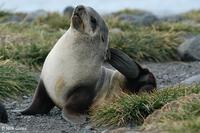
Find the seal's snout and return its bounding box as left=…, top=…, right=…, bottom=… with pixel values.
left=74, top=5, right=85, bottom=15
left=72, top=5, right=86, bottom=31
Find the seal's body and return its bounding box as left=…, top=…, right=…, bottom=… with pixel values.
left=21, top=5, right=156, bottom=124
left=41, top=28, right=103, bottom=108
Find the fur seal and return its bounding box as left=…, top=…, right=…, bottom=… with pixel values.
left=21, top=5, right=156, bottom=124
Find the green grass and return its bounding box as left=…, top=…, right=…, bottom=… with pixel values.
left=0, top=60, right=37, bottom=100
left=111, top=9, right=148, bottom=16
left=142, top=94, right=200, bottom=133
left=1, top=9, right=200, bottom=64
left=108, top=20, right=182, bottom=62
left=153, top=21, right=200, bottom=34
left=169, top=100, right=200, bottom=133
left=90, top=85, right=200, bottom=127
left=0, top=10, right=11, bottom=18
left=0, top=23, right=63, bottom=68
left=182, top=10, right=200, bottom=23
left=34, top=12, right=70, bottom=30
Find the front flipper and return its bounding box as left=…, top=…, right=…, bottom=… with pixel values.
left=108, top=48, right=140, bottom=79
left=62, top=85, right=95, bottom=124
left=108, top=48, right=156, bottom=93
left=21, top=79, right=55, bottom=115
left=0, top=103, right=8, bottom=123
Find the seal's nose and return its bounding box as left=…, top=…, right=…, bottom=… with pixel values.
left=74, top=5, right=85, bottom=14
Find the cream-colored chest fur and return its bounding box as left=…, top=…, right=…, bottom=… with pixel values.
left=41, top=28, right=102, bottom=108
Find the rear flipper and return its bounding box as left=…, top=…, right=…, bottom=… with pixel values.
left=108, top=48, right=157, bottom=93
left=21, top=79, right=55, bottom=115
left=62, top=85, right=95, bottom=124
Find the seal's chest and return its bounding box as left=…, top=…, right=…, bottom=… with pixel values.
left=41, top=41, right=101, bottom=108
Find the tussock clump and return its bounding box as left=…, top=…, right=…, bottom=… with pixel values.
left=143, top=94, right=200, bottom=133
left=90, top=85, right=200, bottom=127
left=108, top=21, right=181, bottom=62
left=0, top=23, right=63, bottom=67
left=34, top=12, right=70, bottom=30
left=153, top=22, right=200, bottom=34
left=182, top=10, right=200, bottom=23
left=0, top=60, right=37, bottom=100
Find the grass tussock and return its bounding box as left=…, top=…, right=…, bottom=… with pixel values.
left=34, top=12, right=70, bottom=30
left=0, top=10, right=11, bottom=18
left=90, top=85, right=200, bottom=127
left=0, top=23, right=63, bottom=67
left=182, top=10, right=200, bottom=23
left=1, top=10, right=200, bottom=64
left=108, top=20, right=182, bottom=61
left=112, top=9, right=148, bottom=16
left=153, top=22, right=200, bottom=35
left=143, top=94, right=200, bottom=133
left=0, top=60, right=37, bottom=100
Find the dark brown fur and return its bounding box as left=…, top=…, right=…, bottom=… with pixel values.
left=108, top=48, right=157, bottom=93
left=21, top=79, right=55, bottom=115
left=0, top=103, right=8, bottom=123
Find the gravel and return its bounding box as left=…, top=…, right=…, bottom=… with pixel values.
left=1, top=61, right=200, bottom=133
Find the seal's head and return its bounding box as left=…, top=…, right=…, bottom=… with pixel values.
left=71, top=5, right=110, bottom=60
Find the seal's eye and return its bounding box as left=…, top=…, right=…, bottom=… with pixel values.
left=90, top=16, right=97, bottom=31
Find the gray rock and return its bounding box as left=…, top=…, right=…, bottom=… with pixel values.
left=24, top=9, right=48, bottom=22
left=1, top=15, right=25, bottom=23
left=63, top=6, right=74, bottom=19
left=118, top=12, right=158, bottom=26
left=103, top=127, right=140, bottom=133
left=181, top=74, right=200, bottom=85
left=178, top=36, right=200, bottom=61
left=160, top=15, right=184, bottom=22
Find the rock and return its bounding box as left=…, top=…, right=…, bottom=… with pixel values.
left=181, top=74, right=200, bottom=85
left=1, top=15, right=24, bottom=23
left=117, top=12, right=158, bottom=26
left=160, top=15, right=184, bottom=22
left=0, top=12, right=27, bottom=23
left=177, top=36, right=200, bottom=61
left=24, top=9, right=48, bottom=22
left=63, top=6, right=74, bottom=19
left=102, top=127, right=139, bottom=133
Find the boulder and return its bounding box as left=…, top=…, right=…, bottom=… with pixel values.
left=181, top=74, right=200, bottom=85
left=24, top=9, right=48, bottom=22
left=160, top=15, right=184, bottom=22
left=177, top=36, right=200, bottom=61
left=117, top=12, right=158, bottom=26
left=63, top=6, right=74, bottom=19
left=102, top=127, right=139, bottom=133
left=1, top=15, right=24, bottom=23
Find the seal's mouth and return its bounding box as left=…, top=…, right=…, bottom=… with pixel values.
left=72, top=5, right=85, bottom=31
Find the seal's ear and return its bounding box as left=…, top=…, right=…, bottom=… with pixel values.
left=100, top=30, right=108, bottom=43
left=101, top=34, right=105, bottom=42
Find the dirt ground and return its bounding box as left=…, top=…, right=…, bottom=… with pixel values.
left=2, top=61, right=200, bottom=133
